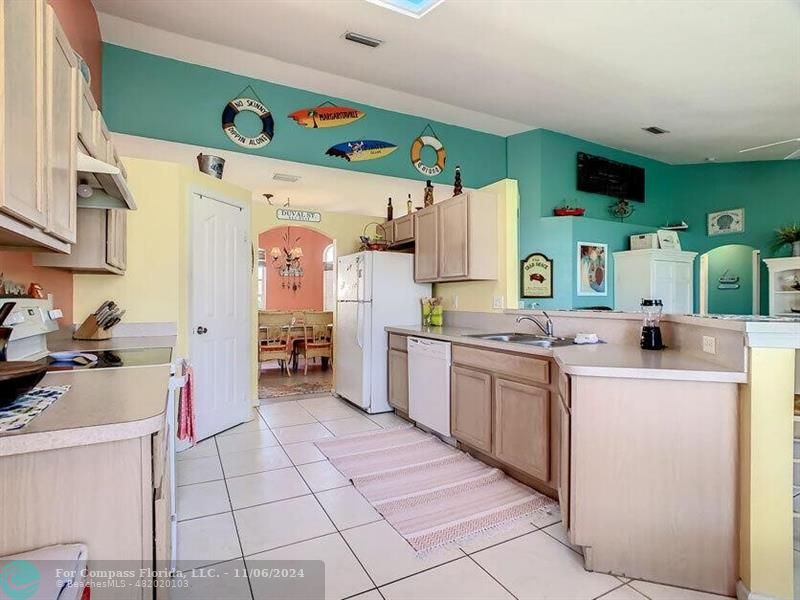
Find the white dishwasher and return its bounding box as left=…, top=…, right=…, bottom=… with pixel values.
left=407, top=337, right=452, bottom=436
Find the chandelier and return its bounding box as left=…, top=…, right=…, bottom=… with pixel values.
left=270, top=228, right=304, bottom=291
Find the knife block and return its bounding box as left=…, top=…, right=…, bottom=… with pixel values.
left=73, top=314, right=114, bottom=340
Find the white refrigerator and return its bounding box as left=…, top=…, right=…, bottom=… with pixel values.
left=335, top=251, right=431, bottom=413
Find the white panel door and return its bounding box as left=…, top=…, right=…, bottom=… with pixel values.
left=334, top=301, right=370, bottom=409
left=190, top=193, right=251, bottom=441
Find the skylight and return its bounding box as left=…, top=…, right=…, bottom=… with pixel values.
left=366, top=0, right=444, bottom=19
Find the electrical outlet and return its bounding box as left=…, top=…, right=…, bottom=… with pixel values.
left=451, top=295, right=459, bottom=310
left=493, top=296, right=505, bottom=310
left=702, top=335, right=717, bottom=355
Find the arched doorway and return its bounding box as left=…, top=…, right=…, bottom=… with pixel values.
left=699, top=244, right=761, bottom=315
left=257, top=225, right=336, bottom=400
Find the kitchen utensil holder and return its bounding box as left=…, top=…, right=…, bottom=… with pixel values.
left=73, top=314, right=114, bottom=340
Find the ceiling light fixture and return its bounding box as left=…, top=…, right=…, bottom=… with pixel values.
left=343, top=31, right=383, bottom=48
left=272, top=173, right=301, bottom=182
left=366, top=0, right=445, bottom=18
left=642, top=126, right=670, bottom=135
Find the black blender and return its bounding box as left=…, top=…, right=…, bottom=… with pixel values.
left=640, top=298, right=665, bottom=350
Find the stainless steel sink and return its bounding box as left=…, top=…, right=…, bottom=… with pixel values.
left=466, top=333, right=575, bottom=347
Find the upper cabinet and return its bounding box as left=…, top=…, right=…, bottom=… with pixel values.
left=0, top=0, right=134, bottom=254
left=414, top=192, right=498, bottom=283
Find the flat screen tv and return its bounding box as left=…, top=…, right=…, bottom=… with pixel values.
left=576, top=152, right=645, bottom=202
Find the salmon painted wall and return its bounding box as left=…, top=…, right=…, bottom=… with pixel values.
left=258, top=227, right=332, bottom=311
left=0, top=253, right=74, bottom=323
left=50, top=0, right=102, bottom=104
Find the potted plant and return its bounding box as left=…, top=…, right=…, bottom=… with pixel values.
left=772, top=224, right=800, bottom=257
left=553, top=200, right=585, bottom=217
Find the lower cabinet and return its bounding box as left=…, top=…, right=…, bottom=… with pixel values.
left=493, top=377, right=550, bottom=481
left=451, top=366, right=492, bottom=453
left=558, top=392, right=571, bottom=530
left=388, top=348, right=409, bottom=413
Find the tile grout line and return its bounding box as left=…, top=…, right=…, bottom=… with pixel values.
left=540, top=524, right=585, bottom=557
left=461, top=548, right=520, bottom=600
left=212, top=435, right=256, bottom=600
left=591, top=580, right=632, bottom=600
left=292, top=458, right=382, bottom=598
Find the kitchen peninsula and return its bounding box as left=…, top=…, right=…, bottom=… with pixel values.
left=0, top=337, right=176, bottom=600
left=387, top=310, right=799, bottom=598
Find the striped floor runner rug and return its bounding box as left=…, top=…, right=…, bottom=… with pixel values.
left=315, top=425, right=557, bottom=552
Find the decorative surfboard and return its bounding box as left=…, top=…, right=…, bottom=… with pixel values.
left=325, top=140, right=397, bottom=162
left=288, top=102, right=365, bottom=128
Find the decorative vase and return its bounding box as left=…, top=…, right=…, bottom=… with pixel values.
left=793, top=241, right=800, bottom=257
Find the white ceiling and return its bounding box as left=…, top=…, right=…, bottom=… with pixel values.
left=113, top=134, right=461, bottom=217
left=94, top=0, right=800, bottom=164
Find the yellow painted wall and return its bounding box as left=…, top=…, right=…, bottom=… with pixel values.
left=434, top=179, right=519, bottom=312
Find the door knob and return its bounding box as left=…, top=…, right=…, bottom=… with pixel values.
left=196, top=326, right=208, bottom=335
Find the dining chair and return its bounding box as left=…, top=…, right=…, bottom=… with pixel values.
left=295, top=311, right=334, bottom=375
left=258, top=312, right=294, bottom=375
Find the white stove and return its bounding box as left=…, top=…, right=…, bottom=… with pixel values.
left=1, top=296, right=63, bottom=360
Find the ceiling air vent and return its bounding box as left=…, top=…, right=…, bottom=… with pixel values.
left=343, top=31, right=383, bottom=48
left=642, top=126, right=670, bottom=135
left=272, top=173, right=301, bottom=183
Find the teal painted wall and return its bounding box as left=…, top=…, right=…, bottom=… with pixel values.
left=101, top=44, right=507, bottom=189
left=705, top=244, right=756, bottom=315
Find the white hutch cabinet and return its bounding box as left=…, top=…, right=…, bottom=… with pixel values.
left=613, top=249, right=698, bottom=314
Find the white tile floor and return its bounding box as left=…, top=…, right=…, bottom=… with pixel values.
left=176, top=394, right=736, bottom=600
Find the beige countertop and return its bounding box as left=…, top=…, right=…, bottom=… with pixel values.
left=0, top=334, right=176, bottom=457
left=386, top=325, right=747, bottom=383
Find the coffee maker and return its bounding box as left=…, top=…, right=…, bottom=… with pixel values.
left=640, top=298, right=665, bottom=351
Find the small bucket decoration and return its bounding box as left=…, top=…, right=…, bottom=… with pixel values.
left=197, top=153, right=225, bottom=179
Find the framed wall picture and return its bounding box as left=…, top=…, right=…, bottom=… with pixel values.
left=521, top=253, right=553, bottom=298
left=577, top=242, right=608, bottom=296
left=656, top=229, right=681, bottom=250
left=708, top=209, right=745, bottom=236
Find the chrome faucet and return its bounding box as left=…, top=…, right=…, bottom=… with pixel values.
left=516, top=313, right=554, bottom=338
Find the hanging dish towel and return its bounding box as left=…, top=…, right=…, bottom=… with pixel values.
left=0, top=385, right=71, bottom=432
left=177, top=364, right=195, bottom=443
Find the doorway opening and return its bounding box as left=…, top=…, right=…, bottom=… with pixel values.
left=699, top=244, right=761, bottom=315
left=257, top=225, right=336, bottom=401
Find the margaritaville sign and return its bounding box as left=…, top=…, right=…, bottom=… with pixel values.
left=276, top=208, right=322, bottom=223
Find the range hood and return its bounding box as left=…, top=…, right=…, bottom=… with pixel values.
left=76, top=151, right=137, bottom=210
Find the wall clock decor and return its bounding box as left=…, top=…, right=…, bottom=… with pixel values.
left=325, top=140, right=397, bottom=162
left=521, top=253, right=554, bottom=298
left=288, top=101, right=365, bottom=128
left=708, top=209, right=745, bottom=236
left=221, top=85, right=274, bottom=148
left=577, top=242, right=608, bottom=296
left=411, top=124, right=447, bottom=176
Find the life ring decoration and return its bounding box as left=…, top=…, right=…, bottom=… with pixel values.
left=222, top=89, right=275, bottom=149
left=411, top=124, right=446, bottom=176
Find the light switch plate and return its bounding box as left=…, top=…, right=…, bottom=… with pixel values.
left=702, top=335, right=717, bottom=355
left=492, top=296, right=505, bottom=309
left=451, top=295, right=459, bottom=309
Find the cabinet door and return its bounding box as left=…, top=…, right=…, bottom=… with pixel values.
left=414, top=205, right=438, bottom=281
left=388, top=349, right=409, bottom=412
left=451, top=366, right=492, bottom=453
left=76, top=78, right=98, bottom=157
left=393, top=214, right=415, bottom=243
left=493, top=377, right=550, bottom=480
left=106, top=209, right=127, bottom=271
left=437, top=194, right=468, bottom=279
left=43, top=6, right=77, bottom=243
left=558, top=394, right=570, bottom=530
left=0, top=0, right=46, bottom=227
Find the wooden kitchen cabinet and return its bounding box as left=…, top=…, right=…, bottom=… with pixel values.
left=493, top=377, right=550, bottom=481
left=43, top=6, right=78, bottom=244
left=388, top=347, right=409, bottom=413
left=35, top=208, right=127, bottom=274
left=77, top=77, right=100, bottom=157
left=414, top=192, right=498, bottom=283
left=392, top=213, right=415, bottom=244
left=414, top=205, right=438, bottom=281
left=451, top=366, right=492, bottom=453
left=558, top=391, right=571, bottom=530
